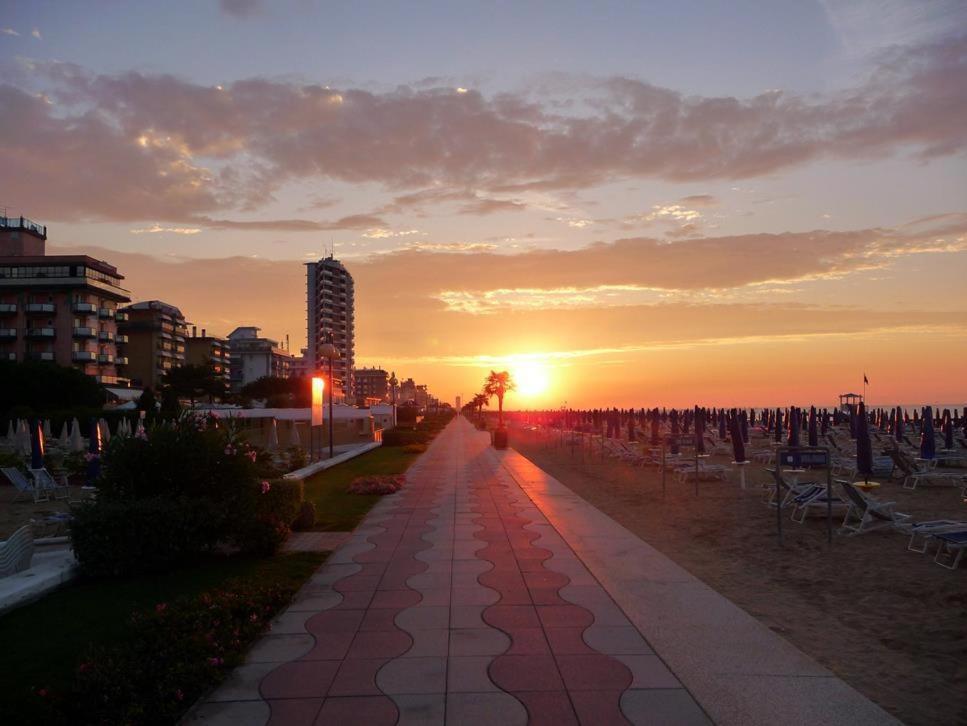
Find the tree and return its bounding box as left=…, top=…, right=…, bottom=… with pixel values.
left=239, top=376, right=310, bottom=407
left=0, top=360, right=104, bottom=416
left=164, top=364, right=224, bottom=408
left=472, top=393, right=488, bottom=420
left=483, top=370, right=515, bottom=429
left=137, top=387, right=157, bottom=415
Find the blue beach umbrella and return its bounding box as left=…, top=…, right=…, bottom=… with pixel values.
left=920, top=407, right=936, bottom=460
left=856, top=403, right=873, bottom=480
left=29, top=418, right=45, bottom=470
left=808, top=406, right=818, bottom=447
left=729, top=414, right=746, bottom=463
left=774, top=408, right=783, bottom=443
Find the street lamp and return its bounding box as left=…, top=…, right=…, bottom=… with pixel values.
left=388, top=371, right=398, bottom=427
left=319, top=332, right=340, bottom=458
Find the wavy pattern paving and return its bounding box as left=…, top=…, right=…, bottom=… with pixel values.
left=190, top=418, right=683, bottom=725
left=469, top=451, right=636, bottom=725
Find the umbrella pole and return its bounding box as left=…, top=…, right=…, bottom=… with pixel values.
left=661, top=440, right=666, bottom=499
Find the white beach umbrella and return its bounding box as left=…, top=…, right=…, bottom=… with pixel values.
left=5, top=420, right=14, bottom=443
left=135, top=418, right=146, bottom=438
left=42, top=419, right=53, bottom=440
left=19, top=420, right=32, bottom=455
left=99, top=418, right=111, bottom=443
left=58, top=420, right=70, bottom=446
left=289, top=421, right=301, bottom=448
left=71, top=418, right=84, bottom=452
left=266, top=418, right=279, bottom=450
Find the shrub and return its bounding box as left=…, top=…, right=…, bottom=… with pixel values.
left=63, top=581, right=294, bottom=726
left=292, top=501, right=317, bottom=531
left=381, top=427, right=429, bottom=447
left=70, top=498, right=223, bottom=578
left=232, top=478, right=303, bottom=556
left=348, top=474, right=405, bottom=495
left=402, top=443, right=427, bottom=454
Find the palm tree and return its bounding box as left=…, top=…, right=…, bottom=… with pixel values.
left=470, top=393, right=488, bottom=421
left=483, top=370, right=515, bottom=429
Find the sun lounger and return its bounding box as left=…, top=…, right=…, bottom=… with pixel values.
left=0, top=525, right=34, bottom=578
left=29, top=467, right=71, bottom=501
left=836, top=479, right=911, bottom=535
left=895, top=519, right=967, bottom=553
left=2, top=467, right=49, bottom=503
left=932, top=531, right=967, bottom=570
left=889, top=450, right=967, bottom=490
left=765, top=468, right=823, bottom=508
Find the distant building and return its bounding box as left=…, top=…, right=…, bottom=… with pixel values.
left=185, top=326, right=231, bottom=389
left=117, top=300, right=189, bottom=389
left=400, top=377, right=417, bottom=403
left=354, top=367, right=388, bottom=405
left=290, top=347, right=313, bottom=380
left=0, top=215, right=130, bottom=384
left=305, top=255, right=355, bottom=399
left=227, top=326, right=295, bottom=391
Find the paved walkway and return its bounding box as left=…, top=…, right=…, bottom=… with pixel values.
left=187, top=418, right=897, bottom=725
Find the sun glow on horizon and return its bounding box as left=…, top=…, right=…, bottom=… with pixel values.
left=511, top=360, right=551, bottom=399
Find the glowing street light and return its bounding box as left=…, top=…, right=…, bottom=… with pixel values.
left=310, top=376, right=324, bottom=460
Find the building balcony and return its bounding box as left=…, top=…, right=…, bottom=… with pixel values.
left=72, top=301, right=97, bottom=313
left=73, top=326, right=97, bottom=338
left=116, top=311, right=130, bottom=322
left=115, top=356, right=129, bottom=365
left=72, top=351, right=96, bottom=362
left=0, top=328, right=16, bottom=339
left=26, top=351, right=54, bottom=362
left=24, top=327, right=55, bottom=339
left=98, top=308, right=115, bottom=319
left=116, top=334, right=129, bottom=343
left=0, top=303, right=16, bottom=314
left=25, top=303, right=56, bottom=314
left=98, top=330, right=116, bottom=342
left=97, top=353, right=115, bottom=364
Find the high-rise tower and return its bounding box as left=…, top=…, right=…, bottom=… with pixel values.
left=305, top=255, right=355, bottom=399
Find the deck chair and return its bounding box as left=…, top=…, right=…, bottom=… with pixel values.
left=836, top=480, right=911, bottom=535
left=890, top=450, right=966, bottom=490
left=766, top=468, right=823, bottom=508
left=932, top=531, right=967, bottom=570
left=2, top=467, right=48, bottom=503
left=29, top=467, right=71, bottom=501
left=895, top=520, right=967, bottom=553
left=0, top=524, right=34, bottom=578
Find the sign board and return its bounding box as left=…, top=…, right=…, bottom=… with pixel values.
left=778, top=449, right=829, bottom=467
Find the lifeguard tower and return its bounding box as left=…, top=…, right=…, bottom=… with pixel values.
left=838, top=392, right=863, bottom=413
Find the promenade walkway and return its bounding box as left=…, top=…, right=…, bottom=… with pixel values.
left=187, top=418, right=897, bottom=725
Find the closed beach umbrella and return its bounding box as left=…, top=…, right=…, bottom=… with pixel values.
left=943, top=414, right=954, bottom=450
left=42, top=419, right=52, bottom=440
left=856, top=403, right=873, bottom=481
left=650, top=410, right=660, bottom=446
left=895, top=409, right=904, bottom=442
left=99, top=418, right=111, bottom=444
left=729, top=414, right=746, bottom=463
left=19, top=419, right=32, bottom=455
left=774, top=409, right=783, bottom=443
left=71, top=417, right=84, bottom=451
left=86, top=418, right=102, bottom=486
left=29, top=419, right=45, bottom=471
left=669, top=409, right=680, bottom=455
left=821, top=409, right=829, bottom=435
left=694, top=407, right=705, bottom=454
left=289, top=420, right=301, bottom=447
left=4, top=419, right=14, bottom=444
left=266, top=417, right=279, bottom=450
left=788, top=406, right=800, bottom=447
left=741, top=412, right=750, bottom=443
left=920, top=406, right=936, bottom=460
left=718, top=410, right=727, bottom=439
left=808, top=406, right=818, bottom=447
left=59, top=420, right=70, bottom=447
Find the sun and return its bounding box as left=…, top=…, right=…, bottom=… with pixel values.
left=511, top=360, right=550, bottom=398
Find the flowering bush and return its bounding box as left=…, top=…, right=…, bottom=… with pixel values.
left=70, top=415, right=304, bottom=576
left=61, top=581, right=293, bottom=725
left=348, top=474, right=406, bottom=495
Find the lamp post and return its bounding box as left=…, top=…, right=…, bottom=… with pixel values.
left=388, top=371, right=398, bottom=428
left=319, top=332, right=340, bottom=459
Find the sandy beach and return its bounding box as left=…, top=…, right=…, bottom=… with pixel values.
left=511, top=425, right=967, bottom=726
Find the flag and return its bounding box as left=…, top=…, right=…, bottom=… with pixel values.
left=863, top=373, right=869, bottom=384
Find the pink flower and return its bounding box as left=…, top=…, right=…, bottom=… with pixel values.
left=83, top=452, right=96, bottom=462
left=37, top=688, right=48, bottom=698
left=247, top=450, right=257, bottom=463
left=261, top=480, right=271, bottom=494
left=207, top=657, right=223, bottom=667
left=135, top=430, right=148, bottom=441
left=155, top=603, right=168, bottom=614
left=224, top=445, right=235, bottom=456
left=249, top=613, right=258, bottom=622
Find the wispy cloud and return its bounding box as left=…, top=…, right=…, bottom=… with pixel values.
left=30, top=27, right=41, bottom=39
left=129, top=224, right=201, bottom=235
left=1, top=27, right=19, bottom=36
left=362, top=228, right=423, bottom=239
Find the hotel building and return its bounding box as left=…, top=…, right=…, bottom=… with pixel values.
left=305, top=255, right=355, bottom=399
left=185, top=327, right=231, bottom=389
left=227, top=326, right=295, bottom=391
left=0, top=215, right=130, bottom=384
left=353, top=367, right=389, bottom=405
left=117, top=300, right=189, bottom=389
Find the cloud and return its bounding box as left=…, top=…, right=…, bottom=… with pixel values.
left=219, top=0, right=262, bottom=18
left=362, top=228, right=423, bottom=239
left=678, top=194, right=717, bottom=207
left=6, top=34, right=965, bottom=223
left=1, top=28, right=19, bottom=36
left=129, top=224, right=201, bottom=235
left=30, top=28, right=40, bottom=39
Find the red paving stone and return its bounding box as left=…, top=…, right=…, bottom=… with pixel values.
left=314, top=695, right=398, bottom=725
left=260, top=661, right=339, bottom=699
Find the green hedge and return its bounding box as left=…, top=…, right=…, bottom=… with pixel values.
left=381, top=427, right=431, bottom=447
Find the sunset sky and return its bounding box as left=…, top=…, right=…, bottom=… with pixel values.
left=2, top=1, right=965, bottom=408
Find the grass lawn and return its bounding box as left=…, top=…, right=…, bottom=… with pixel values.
left=303, top=445, right=423, bottom=531
left=0, top=551, right=326, bottom=722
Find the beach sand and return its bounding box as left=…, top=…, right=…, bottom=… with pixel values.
left=511, top=426, right=967, bottom=726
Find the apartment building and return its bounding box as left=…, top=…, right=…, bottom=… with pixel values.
left=117, top=300, right=189, bottom=389
left=305, top=255, right=355, bottom=399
